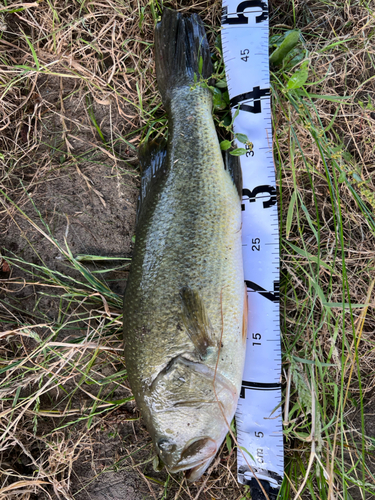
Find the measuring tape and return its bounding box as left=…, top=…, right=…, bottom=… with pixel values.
left=221, top=1, right=284, bottom=496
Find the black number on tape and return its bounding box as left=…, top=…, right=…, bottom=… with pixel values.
left=222, top=1, right=269, bottom=25
left=241, top=49, right=250, bottom=62
left=246, top=280, right=280, bottom=302
left=252, top=237, right=260, bottom=251
left=246, top=144, right=254, bottom=157
left=257, top=448, right=264, bottom=463
left=240, top=380, right=281, bottom=398
left=242, top=185, right=276, bottom=210
left=230, top=86, right=271, bottom=114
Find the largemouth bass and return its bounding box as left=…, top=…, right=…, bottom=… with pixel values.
left=123, top=9, right=246, bottom=482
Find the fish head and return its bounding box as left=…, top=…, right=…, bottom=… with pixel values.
left=142, top=355, right=239, bottom=481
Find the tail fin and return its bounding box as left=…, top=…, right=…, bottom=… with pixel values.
left=154, top=9, right=213, bottom=108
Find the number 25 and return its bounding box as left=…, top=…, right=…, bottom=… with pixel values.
left=252, top=238, right=260, bottom=251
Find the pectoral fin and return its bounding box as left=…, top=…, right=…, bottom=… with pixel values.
left=180, top=287, right=215, bottom=359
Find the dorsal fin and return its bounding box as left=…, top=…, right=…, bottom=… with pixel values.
left=137, top=140, right=168, bottom=224
left=223, top=150, right=243, bottom=199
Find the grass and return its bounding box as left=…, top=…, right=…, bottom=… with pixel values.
left=1, top=0, right=375, bottom=499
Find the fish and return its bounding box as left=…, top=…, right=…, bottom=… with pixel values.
left=123, top=8, right=247, bottom=482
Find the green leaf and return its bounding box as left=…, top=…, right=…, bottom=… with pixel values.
left=212, top=88, right=226, bottom=111
left=198, top=56, right=203, bottom=75
left=230, top=148, right=246, bottom=156
left=216, top=79, right=227, bottom=89
left=270, top=30, right=300, bottom=66
left=232, top=106, right=240, bottom=123
left=353, top=172, right=363, bottom=183
left=287, top=242, right=335, bottom=273
left=323, top=302, right=369, bottom=309
left=223, top=115, right=231, bottom=127
left=239, top=446, right=256, bottom=462
left=338, top=170, right=347, bottom=183
left=220, top=140, right=232, bottom=151
left=297, top=92, right=351, bottom=102
left=153, top=454, right=164, bottom=472
left=225, top=433, right=232, bottom=453
left=23, top=32, right=40, bottom=71
left=234, top=133, right=249, bottom=144
left=286, top=191, right=296, bottom=239
left=292, top=355, right=335, bottom=367
left=287, top=61, right=309, bottom=89
left=138, top=6, right=145, bottom=29
left=75, top=255, right=131, bottom=262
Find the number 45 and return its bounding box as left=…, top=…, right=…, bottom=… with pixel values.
left=241, top=49, right=249, bottom=62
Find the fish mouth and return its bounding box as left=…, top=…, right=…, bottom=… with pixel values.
left=185, top=457, right=215, bottom=482
left=168, top=455, right=216, bottom=483
left=167, top=437, right=217, bottom=478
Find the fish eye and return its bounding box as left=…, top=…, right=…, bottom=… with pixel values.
left=157, top=438, right=177, bottom=455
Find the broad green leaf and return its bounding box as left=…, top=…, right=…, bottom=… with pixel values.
left=270, top=30, right=300, bottom=66
left=287, top=61, right=309, bottom=89
left=212, top=87, right=226, bottom=111
left=338, top=170, right=347, bottom=183
left=230, top=148, right=246, bottom=156
left=231, top=106, right=240, bottom=123
left=220, top=140, right=232, bottom=151
left=234, top=133, right=249, bottom=144
left=216, top=79, right=227, bottom=89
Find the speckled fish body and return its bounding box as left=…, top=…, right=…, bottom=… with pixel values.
left=123, top=9, right=246, bottom=481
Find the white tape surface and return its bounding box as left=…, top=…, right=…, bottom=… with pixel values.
left=221, top=0, right=284, bottom=487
